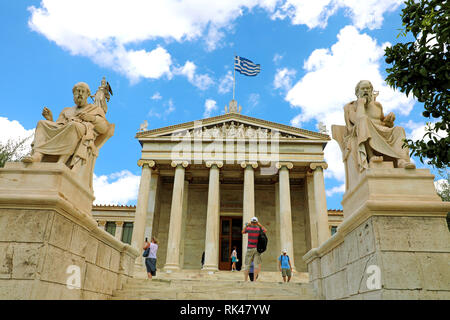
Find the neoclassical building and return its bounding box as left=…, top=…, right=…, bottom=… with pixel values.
left=93, top=205, right=344, bottom=268
left=104, top=100, right=336, bottom=272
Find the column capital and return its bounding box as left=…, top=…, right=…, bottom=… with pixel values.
left=116, top=221, right=124, bottom=227
left=137, top=159, right=156, bottom=168
left=240, top=161, right=258, bottom=169
left=171, top=160, right=189, bottom=168
left=276, top=162, right=294, bottom=170
left=309, top=162, right=328, bottom=171
left=98, top=220, right=106, bottom=227
left=205, top=160, right=223, bottom=168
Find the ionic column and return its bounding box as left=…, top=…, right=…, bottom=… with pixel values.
left=310, top=163, right=330, bottom=245
left=241, top=161, right=258, bottom=269
left=276, top=162, right=296, bottom=271
left=202, top=161, right=223, bottom=272
left=164, top=161, right=189, bottom=272
left=115, top=221, right=124, bottom=240
left=131, top=160, right=156, bottom=265
left=144, top=169, right=160, bottom=241
left=305, top=171, right=319, bottom=249
left=98, top=220, right=106, bottom=230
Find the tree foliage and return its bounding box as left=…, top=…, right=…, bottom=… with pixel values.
left=384, top=0, right=449, bottom=168
left=0, top=137, right=31, bottom=168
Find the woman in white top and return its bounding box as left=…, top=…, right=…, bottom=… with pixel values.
left=144, top=237, right=159, bottom=279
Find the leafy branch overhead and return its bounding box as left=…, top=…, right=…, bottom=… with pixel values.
left=384, top=0, right=449, bottom=168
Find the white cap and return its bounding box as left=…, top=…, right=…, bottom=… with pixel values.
left=251, top=217, right=258, bottom=222
left=282, top=249, right=287, bottom=253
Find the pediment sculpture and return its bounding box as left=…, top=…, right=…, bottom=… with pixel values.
left=332, top=80, right=415, bottom=190
left=22, top=78, right=115, bottom=191
left=169, top=121, right=297, bottom=140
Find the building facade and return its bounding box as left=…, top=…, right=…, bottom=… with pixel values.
left=93, top=101, right=345, bottom=273
left=93, top=205, right=344, bottom=270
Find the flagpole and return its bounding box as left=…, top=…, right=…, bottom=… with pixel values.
left=233, top=53, right=236, bottom=101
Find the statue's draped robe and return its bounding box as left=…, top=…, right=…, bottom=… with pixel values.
left=344, top=101, right=410, bottom=171
left=33, top=104, right=108, bottom=167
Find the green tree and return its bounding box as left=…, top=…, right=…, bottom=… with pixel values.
left=0, top=137, right=32, bottom=168
left=384, top=0, right=449, bottom=169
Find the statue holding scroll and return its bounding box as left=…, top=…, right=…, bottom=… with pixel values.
left=23, top=79, right=115, bottom=190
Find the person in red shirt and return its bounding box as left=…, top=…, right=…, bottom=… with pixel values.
left=242, top=217, right=267, bottom=281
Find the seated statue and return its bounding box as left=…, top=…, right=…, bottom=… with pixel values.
left=23, top=80, right=114, bottom=190
left=332, top=80, right=415, bottom=190
left=334, top=80, right=415, bottom=174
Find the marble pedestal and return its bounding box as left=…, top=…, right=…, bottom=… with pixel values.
left=0, top=162, right=138, bottom=299
left=303, top=168, right=450, bottom=300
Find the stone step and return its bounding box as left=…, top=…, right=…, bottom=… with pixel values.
left=111, top=291, right=317, bottom=300
left=133, top=269, right=309, bottom=283
left=124, top=278, right=306, bottom=288
left=111, top=270, right=318, bottom=300
left=114, top=286, right=310, bottom=296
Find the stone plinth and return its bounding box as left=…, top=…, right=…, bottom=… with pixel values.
left=303, top=168, right=450, bottom=300
left=0, top=162, right=139, bottom=299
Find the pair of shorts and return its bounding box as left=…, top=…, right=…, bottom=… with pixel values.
left=245, top=248, right=261, bottom=270
left=281, top=268, right=292, bottom=277
left=231, top=256, right=237, bottom=263
left=145, top=258, right=157, bottom=276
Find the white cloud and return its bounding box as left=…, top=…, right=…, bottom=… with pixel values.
left=326, top=183, right=345, bottom=197
left=404, top=120, right=448, bottom=143
left=218, top=71, right=234, bottom=94
left=148, top=99, right=176, bottom=119
left=434, top=178, right=448, bottom=195
left=27, top=0, right=279, bottom=83
left=173, top=61, right=214, bottom=90
left=273, top=53, right=284, bottom=64
left=0, top=117, right=34, bottom=158
left=273, top=67, right=296, bottom=92
left=204, top=99, right=218, bottom=118
left=93, top=170, right=140, bottom=205
left=248, top=93, right=260, bottom=108
left=272, top=0, right=403, bottom=30
left=285, top=25, right=414, bottom=182
left=28, top=0, right=403, bottom=84
left=151, top=92, right=162, bottom=100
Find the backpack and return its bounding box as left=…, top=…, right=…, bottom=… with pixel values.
left=257, top=227, right=268, bottom=253
left=279, top=255, right=290, bottom=266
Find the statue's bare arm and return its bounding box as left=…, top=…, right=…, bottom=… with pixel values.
left=42, top=107, right=53, bottom=122
left=344, top=102, right=355, bottom=134
left=378, top=102, right=395, bottom=128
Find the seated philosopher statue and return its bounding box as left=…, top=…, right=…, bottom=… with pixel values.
left=333, top=80, right=415, bottom=184
left=23, top=80, right=114, bottom=190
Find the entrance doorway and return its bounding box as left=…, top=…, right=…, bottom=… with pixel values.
left=219, top=216, right=242, bottom=271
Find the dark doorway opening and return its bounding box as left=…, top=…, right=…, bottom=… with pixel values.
left=219, top=216, right=242, bottom=271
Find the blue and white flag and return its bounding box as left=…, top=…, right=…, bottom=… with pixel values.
left=234, top=56, right=260, bottom=76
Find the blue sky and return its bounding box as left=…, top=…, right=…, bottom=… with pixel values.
left=0, top=0, right=443, bottom=209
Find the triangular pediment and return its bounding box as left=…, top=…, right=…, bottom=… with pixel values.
left=136, top=113, right=329, bottom=141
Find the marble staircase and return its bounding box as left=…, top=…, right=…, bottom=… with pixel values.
left=111, top=270, right=318, bottom=300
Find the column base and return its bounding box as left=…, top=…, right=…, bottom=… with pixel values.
left=163, top=264, right=181, bottom=273
left=201, top=265, right=219, bottom=273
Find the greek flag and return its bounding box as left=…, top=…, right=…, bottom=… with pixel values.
left=234, top=56, right=260, bottom=76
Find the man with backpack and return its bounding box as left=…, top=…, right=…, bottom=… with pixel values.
left=278, top=249, right=292, bottom=282
left=242, top=216, right=267, bottom=282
